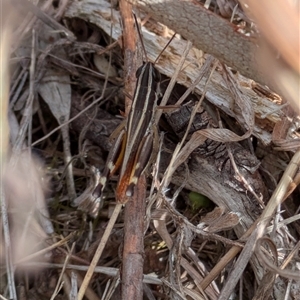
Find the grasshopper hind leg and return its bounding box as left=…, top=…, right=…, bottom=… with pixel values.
left=92, top=129, right=126, bottom=200
left=125, top=133, right=153, bottom=197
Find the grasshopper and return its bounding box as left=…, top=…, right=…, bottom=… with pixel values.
left=76, top=17, right=177, bottom=300
left=89, top=17, right=174, bottom=215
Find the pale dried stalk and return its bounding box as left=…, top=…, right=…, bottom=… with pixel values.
left=12, top=30, right=36, bottom=154
left=1, top=4, right=19, bottom=298
left=50, top=243, right=75, bottom=300
left=77, top=204, right=123, bottom=300
left=155, top=40, right=193, bottom=123
left=24, top=262, right=162, bottom=285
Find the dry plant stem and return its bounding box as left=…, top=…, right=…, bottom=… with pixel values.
left=1, top=26, right=35, bottom=300
left=61, top=126, right=76, bottom=200
left=161, top=279, right=186, bottom=299
left=174, top=55, right=216, bottom=107
left=145, top=132, right=165, bottom=232
left=12, top=30, right=36, bottom=154
left=266, top=214, right=300, bottom=234
left=0, top=190, right=17, bottom=300
left=77, top=204, right=122, bottom=300
left=155, top=40, right=193, bottom=123
left=63, top=272, right=76, bottom=300
left=143, top=283, right=156, bottom=300
left=122, top=176, right=147, bottom=300
left=199, top=244, right=242, bottom=291
left=27, top=262, right=162, bottom=284
left=218, top=150, right=300, bottom=300
left=54, top=0, right=70, bottom=20
left=128, top=0, right=266, bottom=86
left=280, top=240, right=300, bottom=270
left=119, top=2, right=146, bottom=299
left=0, top=6, right=14, bottom=298
left=221, top=64, right=254, bottom=130
left=68, top=270, right=100, bottom=300
left=50, top=243, right=75, bottom=300
left=120, top=0, right=138, bottom=116
left=9, top=67, right=28, bottom=109
left=285, top=281, right=293, bottom=300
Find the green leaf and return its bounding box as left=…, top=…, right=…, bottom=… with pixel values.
left=189, top=191, right=212, bottom=211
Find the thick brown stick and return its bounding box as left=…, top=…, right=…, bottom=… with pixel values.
left=120, top=1, right=145, bottom=299
left=120, top=0, right=137, bottom=116
left=121, top=176, right=146, bottom=300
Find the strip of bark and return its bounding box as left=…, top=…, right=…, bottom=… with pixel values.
left=128, top=0, right=266, bottom=86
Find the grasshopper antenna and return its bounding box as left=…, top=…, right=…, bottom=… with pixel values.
left=133, top=13, right=149, bottom=62
left=133, top=13, right=176, bottom=65
left=154, top=32, right=176, bottom=65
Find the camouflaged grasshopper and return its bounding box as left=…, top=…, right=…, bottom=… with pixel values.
left=90, top=16, right=174, bottom=215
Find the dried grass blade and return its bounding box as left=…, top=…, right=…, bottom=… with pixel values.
left=222, top=64, right=255, bottom=131
left=77, top=204, right=123, bottom=300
